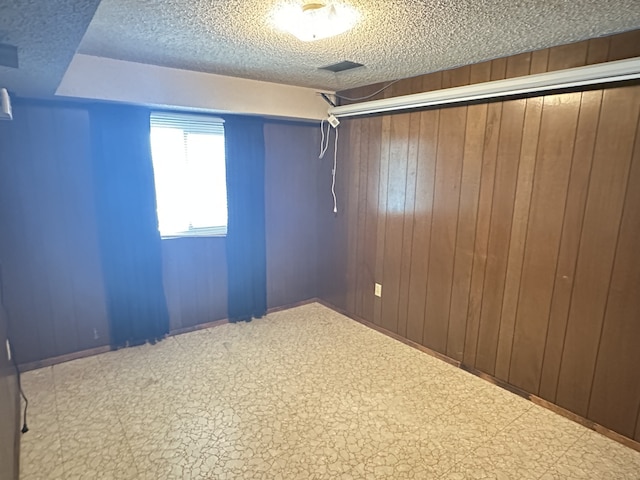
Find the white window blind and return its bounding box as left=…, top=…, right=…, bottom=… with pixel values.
left=150, top=112, right=225, bottom=135
left=150, top=112, right=227, bottom=237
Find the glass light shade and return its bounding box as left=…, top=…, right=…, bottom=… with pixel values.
left=273, top=2, right=359, bottom=42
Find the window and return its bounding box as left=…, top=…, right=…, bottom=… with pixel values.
left=150, top=112, right=227, bottom=237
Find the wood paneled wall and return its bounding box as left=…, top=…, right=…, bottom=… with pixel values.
left=320, top=30, right=640, bottom=441
left=0, top=103, right=321, bottom=363
left=161, top=238, right=228, bottom=331
left=0, top=104, right=111, bottom=364
left=265, top=122, right=321, bottom=309
left=0, top=295, right=19, bottom=480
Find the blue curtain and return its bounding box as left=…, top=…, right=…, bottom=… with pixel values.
left=90, top=105, right=170, bottom=347
left=224, top=116, right=267, bottom=322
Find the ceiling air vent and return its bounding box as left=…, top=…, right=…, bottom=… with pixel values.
left=0, top=44, right=19, bottom=69
left=319, top=60, right=364, bottom=73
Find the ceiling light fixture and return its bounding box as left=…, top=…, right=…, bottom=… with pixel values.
left=273, top=2, right=359, bottom=42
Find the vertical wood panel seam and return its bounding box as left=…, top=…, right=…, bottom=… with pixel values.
left=536, top=93, right=584, bottom=385
left=361, top=120, right=371, bottom=315
left=52, top=112, right=82, bottom=352
left=28, top=110, right=55, bottom=358
left=373, top=118, right=384, bottom=323
left=505, top=51, right=549, bottom=381
left=378, top=119, right=392, bottom=324
left=392, top=115, right=410, bottom=333
left=588, top=35, right=611, bottom=64
left=489, top=102, right=526, bottom=375
left=551, top=92, right=605, bottom=403
left=354, top=122, right=365, bottom=315
left=361, top=120, right=370, bottom=314
left=398, top=113, right=422, bottom=335
left=506, top=97, right=546, bottom=382
left=351, top=122, right=361, bottom=313
left=374, top=118, right=383, bottom=279
left=585, top=110, right=640, bottom=417
left=444, top=106, right=469, bottom=348
left=494, top=100, right=538, bottom=379
left=471, top=101, right=504, bottom=366
left=458, top=106, right=488, bottom=361
left=349, top=122, right=360, bottom=313
left=536, top=91, right=586, bottom=394
left=463, top=101, right=501, bottom=366
left=420, top=111, right=442, bottom=345
left=492, top=52, right=535, bottom=376
left=386, top=116, right=410, bottom=333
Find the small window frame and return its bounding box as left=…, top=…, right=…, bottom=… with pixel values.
left=150, top=112, right=227, bottom=239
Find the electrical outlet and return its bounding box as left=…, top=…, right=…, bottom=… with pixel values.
left=6, top=339, right=11, bottom=361
left=93, top=328, right=99, bottom=340
left=374, top=283, right=382, bottom=297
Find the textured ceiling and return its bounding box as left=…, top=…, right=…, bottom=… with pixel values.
left=79, top=0, right=640, bottom=91
left=0, top=0, right=101, bottom=96
left=1, top=1, right=640, bottom=98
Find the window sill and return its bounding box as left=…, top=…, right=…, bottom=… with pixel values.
left=160, top=226, right=227, bottom=239
left=161, top=233, right=227, bottom=240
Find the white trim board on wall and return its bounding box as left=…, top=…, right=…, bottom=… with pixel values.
left=57, top=54, right=332, bottom=121
left=330, top=57, right=640, bottom=118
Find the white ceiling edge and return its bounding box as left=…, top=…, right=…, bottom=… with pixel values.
left=56, top=54, right=332, bottom=121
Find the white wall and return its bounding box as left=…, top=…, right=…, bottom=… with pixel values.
left=57, top=54, right=331, bottom=121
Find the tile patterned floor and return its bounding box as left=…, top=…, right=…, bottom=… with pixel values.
left=19, top=303, right=640, bottom=479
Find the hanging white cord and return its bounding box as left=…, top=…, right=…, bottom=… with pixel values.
left=319, top=119, right=331, bottom=159
left=319, top=118, right=338, bottom=213
left=331, top=126, right=338, bottom=213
